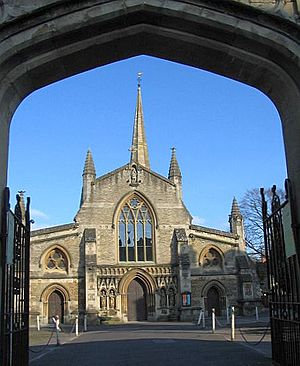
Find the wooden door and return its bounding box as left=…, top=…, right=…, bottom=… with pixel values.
left=207, top=287, right=221, bottom=316
left=127, top=279, right=147, bottom=321
left=48, top=290, right=64, bottom=323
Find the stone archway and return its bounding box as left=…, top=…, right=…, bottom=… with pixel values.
left=202, top=280, right=227, bottom=316
left=1, top=0, right=300, bottom=351
left=119, top=268, right=157, bottom=321
left=0, top=1, right=300, bottom=254
left=40, top=284, right=70, bottom=324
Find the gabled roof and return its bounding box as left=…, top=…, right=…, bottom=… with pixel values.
left=190, top=224, right=237, bottom=239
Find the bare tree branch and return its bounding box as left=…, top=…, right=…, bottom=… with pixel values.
left=240, top=187, right=285, bottom=260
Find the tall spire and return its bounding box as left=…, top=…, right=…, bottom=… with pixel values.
left=83, top=149, right=96, bottom=176
left=168, top=147, right=182, bottom=180
left=130, top=73, right=150, bottom=169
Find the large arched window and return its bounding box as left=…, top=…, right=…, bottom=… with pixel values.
left=118, top=196, right=154, bottom=262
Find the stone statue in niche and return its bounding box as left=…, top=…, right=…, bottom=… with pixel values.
left=160, top=288, right=167, bottom=307
left=127, top=164, right=143, bottom=187
left=109, top=289, right=116, bottom=309
left=131, top=166, right=137, bottom=183
left=169, top=288, right=176, bottom=307
left=100, top=289, right=107, bottom=309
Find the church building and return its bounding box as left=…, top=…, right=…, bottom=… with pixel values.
left=29, top=79, right=261, bottom=324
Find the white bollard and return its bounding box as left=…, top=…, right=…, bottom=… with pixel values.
left=84, top=314, right=87, bottom=332
left=75, top=315, right=79, bottom=336
left=255, top=306, right=259, bottom=321
left=37, top=315, right=40, bottom=331
left=197, top=310, right=203, bottom=325
left=226, top=307, right=230, bottom=325
left=231, top=306, right=235, bottom=341
left=212, top=308, right=216, bottom=334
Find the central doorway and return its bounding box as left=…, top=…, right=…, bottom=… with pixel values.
left=127, top=278, right=147, bottom=321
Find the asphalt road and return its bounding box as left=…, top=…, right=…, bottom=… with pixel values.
left=29, top=322, right=272, bottom=366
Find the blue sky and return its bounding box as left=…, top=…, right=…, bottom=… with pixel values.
left=8, top=55, right=287, bottom=230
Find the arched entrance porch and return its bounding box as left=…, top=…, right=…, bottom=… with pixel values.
left=202, top=281, right=227, bottom=317
left=40, top=284, right=70, bottom=324
left=119, top=268, right=157, bottom=322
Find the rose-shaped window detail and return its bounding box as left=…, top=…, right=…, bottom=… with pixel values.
left=46, top=249, right=67, bottom=271
left=202, top=248, right=222, bottom=268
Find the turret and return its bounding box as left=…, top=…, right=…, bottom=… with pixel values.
left=81, top=149, right=96, bottom=205
left=229, top=197, right=245, bottom=251
left=168, top=147, right=182, bottom=199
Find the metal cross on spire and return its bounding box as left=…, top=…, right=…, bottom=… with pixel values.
left=137, top=72, right=143, bottom=87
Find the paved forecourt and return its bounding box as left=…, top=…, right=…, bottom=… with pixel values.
left=29, top=322, right=272, bottom=366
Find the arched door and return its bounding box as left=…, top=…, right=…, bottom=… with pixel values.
left=48, top=290, right=64, bottom=323
left=127, top=279, right=147, bottom=321
left=207, top=287, right=221, bottom=316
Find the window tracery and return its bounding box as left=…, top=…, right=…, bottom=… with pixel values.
left=118, top=196, right=154, bottom=262
left=202, top=248, right=222, bottom=268
left=45, top=248, right=67, bottom=271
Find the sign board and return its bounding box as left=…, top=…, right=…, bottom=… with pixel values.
left=282, top=202, right=297, bottom=258
left=6, top=210, right=15, bottom=265
left=182, top=292, right=191, bottom=307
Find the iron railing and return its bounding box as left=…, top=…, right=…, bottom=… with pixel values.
left=0, top=188, right=31, bottom=366
left=261, top=180, right=300, bottom=366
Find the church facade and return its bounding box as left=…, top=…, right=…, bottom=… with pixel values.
left=29, top=82, right=261, bottom=324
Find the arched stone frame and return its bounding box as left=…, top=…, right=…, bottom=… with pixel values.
left=40, top=283, right=70, bottom=322
left=201, top=280, right=227, bottom=316
left=199, top=245, right=224, bottom=269
left=1, top=0, right=300, bottom=331
left=113, top=191, right=158, bottom=263
left=118, top=268, right=157, bottom=318
left=39, top=244, right=72, bottom=273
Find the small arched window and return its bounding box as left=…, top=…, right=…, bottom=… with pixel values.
left=202, top=248, right=222, bottom=268
left=45, top=248, right=68, bottom=271
left=118, top=196, right=154, bottom=262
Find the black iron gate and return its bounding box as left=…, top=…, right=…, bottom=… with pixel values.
left=0, top=188, right=31, bottom=366
left=261, top=180, right=300, bottom=366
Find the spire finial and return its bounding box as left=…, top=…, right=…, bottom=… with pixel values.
left=168, top=147, right=182, bottom=180
left=83, top=149, right=96, bottom=176
left=130, top=75, right=150, bottom=169
left=137, top=72, right=143, bottom=88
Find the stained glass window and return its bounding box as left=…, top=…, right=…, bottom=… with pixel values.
left=118, top=196, right=154, bottom=262
left=45, top=248, right=67, bottom=271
